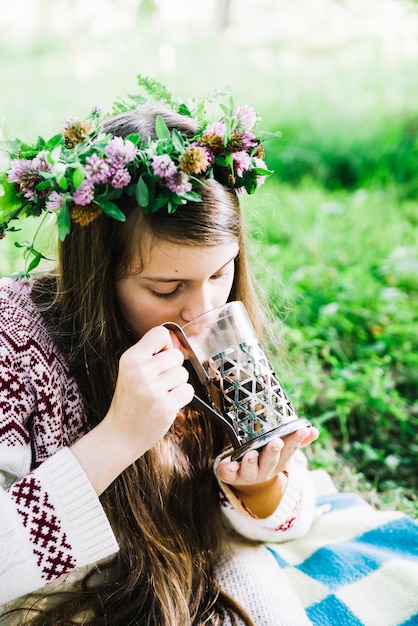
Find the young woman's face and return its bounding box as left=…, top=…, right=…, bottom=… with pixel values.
left=115, top=237, right=239, bottom=339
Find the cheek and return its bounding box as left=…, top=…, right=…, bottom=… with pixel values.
left=221, top=273, right=236, bottom=300
left=115, top=280, right=148, bottom=337
left=119, top=298, right=158, bottom=338
left=211, top=279, right=235, bottom=311
left=115, top=279, right=135, bottom=316
left=115, top=281, right=173, bottom=338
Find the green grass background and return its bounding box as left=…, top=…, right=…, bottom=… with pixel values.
left=1, top=0, right=417, bottom=516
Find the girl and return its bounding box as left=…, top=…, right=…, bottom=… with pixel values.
left=0, top=87, right=318, bottom=625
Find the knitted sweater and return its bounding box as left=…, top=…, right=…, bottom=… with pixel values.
left=0, top=277, right=316, bottom=612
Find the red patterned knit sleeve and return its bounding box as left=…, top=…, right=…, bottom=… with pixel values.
left=0, top=279, right=118, bottom=606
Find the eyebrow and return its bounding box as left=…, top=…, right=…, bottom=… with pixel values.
left=140, top=252, right=238, bottom=283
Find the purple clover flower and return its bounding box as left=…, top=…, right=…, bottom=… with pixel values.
left=151, top=154, right=177, bottom=179
left=191, top=143, right=215, bottom=166
left=234, top=105, right=258, bottom=131
left=110, top=167, right=131, bottom=189
left=253, top=157, right=268, bottom=187
left=203, top=121, right=225, bottom=140
left=62, top=117, right=77, bottom=131
left=7, top=159, right=34, bottom=184
left=105, top=137, right=137, bottom=165
left=85, top=154, right=111, bottom=184
left=33, top=150, right=51, bottom=172
left=91, top=103, right=105, bottom=117
left=45, top=191, right=65, bottom=212
left=232, top=151, right=252, bottom=177
left=7, top=158, right=39, bottom=200
left=203, top=146, right=215, bottom=166
left=165, top=172, right=192, bottom=195
left=73, top=180, right=94, bottom=206
left=240, top=131, right=258, bottom=150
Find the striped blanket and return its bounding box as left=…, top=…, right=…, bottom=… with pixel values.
left=266, top=470, right=418, bottom=626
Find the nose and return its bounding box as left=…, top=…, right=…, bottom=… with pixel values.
left=180, top=288, right=214, bottom=324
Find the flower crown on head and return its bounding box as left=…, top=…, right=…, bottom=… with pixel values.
left=0, top=75, right=278, bottom=275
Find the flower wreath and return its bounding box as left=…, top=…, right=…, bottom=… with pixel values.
left=0, top=75, right=278, bottom=274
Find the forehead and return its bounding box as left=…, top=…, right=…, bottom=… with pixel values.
left=135, top=237, right=239, bottom=278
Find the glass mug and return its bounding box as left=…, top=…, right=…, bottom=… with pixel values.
left=164, top=301, right=310, bottom=461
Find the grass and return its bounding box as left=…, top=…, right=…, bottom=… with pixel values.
left=243, top=180, right=418, bottom=516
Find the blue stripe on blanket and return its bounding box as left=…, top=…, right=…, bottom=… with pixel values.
left=266, top=488, right=418, bottom=626
left=316, top=492, right=366, bottom=511
left=306, top=594, right=364, bottom=625
left=359, top=518, right=418, bottom=560
left=298, top=542, right=383, bottom=589
left=298, top=518, right=418, bottom=589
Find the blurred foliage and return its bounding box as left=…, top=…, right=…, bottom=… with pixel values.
left=246, top=181, right=417, bottom=516
left=264, top=115, right=418, bottom=198
left=0, top=0, right=417, bottom=515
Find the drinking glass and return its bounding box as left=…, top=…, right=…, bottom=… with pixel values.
left=165, top=301, right=310, bottom=461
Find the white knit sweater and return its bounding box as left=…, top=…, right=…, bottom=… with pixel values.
left=0, top=277, right=316, bottom=623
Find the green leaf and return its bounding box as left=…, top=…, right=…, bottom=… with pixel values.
left=72, top=165, right=85, bottom=188
left=171, top=195, right=188, bottom=206
left=167, top=199, right=177, bottom=214
left=26, top=250, right=44, bottom=273
left=124, top=184, right=135, bottom=197
left=245, top=178, right=258, bottom=194
left=256, top=130, right=282, bottom=141
left=151, top=189, right=170, bottom=212
left=237, top=170, right=259, bottom=194
left=136, top=75, right=173, bottom=102
left=178, top=103, right=192, bottom=117
left=155, top=142, right=171, bottom=156
left=189, top=175, right=210, bottom=187
left=35, top=180, right=52, bottom=191
left=135, top=176, right=149, bottom=208
left=214, top=155, right=227, bottom=168
left=4, top=138, right=25, bottom=155
left=46, top=145, right=62, bottom=166
left=224, top=152, right=234, bottom=171
left=96, top=198, right=126, bottom=221
left=57, top=202, right=71, bottom=241
left=36, top=136, right=46, bottom=150
left=155, top=115, right=171, bottom=140
left=172, top=129, right=185, bottom=153
left=126, top=133, right=142, bottom=147
left=57, top=175, right=68, bottom=190
left=0, top=175, right=22, bottom=216
left=224, top=117, right=232, bottom=147
left=45, top=134, right=64, bottom=151
left=181, top=191, right=202, bottom=203
left=253, top=167, right=273, bottom=176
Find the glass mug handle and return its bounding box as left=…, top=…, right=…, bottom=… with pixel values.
left=163, top=322, right=242, bottom=448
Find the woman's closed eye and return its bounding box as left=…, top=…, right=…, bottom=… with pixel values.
left=151, top=284, right=183, bottom=300
left=150, top=271, right=231, bottom=300
left=211, top=271, right=231, bottom=281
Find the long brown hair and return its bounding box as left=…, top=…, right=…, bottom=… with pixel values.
left=16, top=104, right=267, bottom=625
